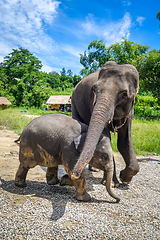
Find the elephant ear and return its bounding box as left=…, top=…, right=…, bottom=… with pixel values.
left=74, top=132, right=87, bottom=152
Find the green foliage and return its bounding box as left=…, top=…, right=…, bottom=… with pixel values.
left=0, top=48, right=81, bottom=108
left=134, top=95, right=160, bottom=118
left=80, top=38, right=149, bottom=76
left=1, top=47, right=42, bottom=81
left=80, top=40, right=110, bottom=75
left=79, top=38, right=160, bottom=103
left=138, top=50, right=160, bottom=104
left=135, top=95, right=158, bottom=107
left=157, top=10, right=160, bottom=25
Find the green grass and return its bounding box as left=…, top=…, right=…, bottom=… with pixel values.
left=0, top=108, right=160, bottom=155
left=111, top=117, right=160, bottom=155
left=26, top=106, right=72, bottom=117
left=0, top=107, right=71, bottom=135
left=132, top=117, right=160, bottom=155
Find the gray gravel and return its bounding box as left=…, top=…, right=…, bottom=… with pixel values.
left=0, top=155, right=160, bottom=239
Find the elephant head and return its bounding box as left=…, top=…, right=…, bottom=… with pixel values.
left=71, top=61, right=139, bottom=180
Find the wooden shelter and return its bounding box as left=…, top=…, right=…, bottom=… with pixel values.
left=0, top=97, right=12, bottom=109
left=46, top=95, right=71, bottom=110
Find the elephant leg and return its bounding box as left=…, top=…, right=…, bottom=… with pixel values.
left=15, top=164, right=29, bottom=187
left=117, top=116, right=139, bottom=184
left=46, top=166, right=59, bottom=185
left=64, top=167, right=91, bottom=202
left=60, top=174, right=74, bottom=186
left=73, top=173, right=91, bottom=202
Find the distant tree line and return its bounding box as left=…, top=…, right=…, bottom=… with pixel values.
left=0, top=33, right=160, bottom=108
left=0, top=48, right=81, bottom=107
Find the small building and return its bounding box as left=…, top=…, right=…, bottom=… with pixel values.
left=0, top=97, right=12, bottom=109
left=46, top=95, right=71, bottom=111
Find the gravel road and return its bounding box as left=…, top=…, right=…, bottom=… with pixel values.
left=0, top=128, right=160, bottom=239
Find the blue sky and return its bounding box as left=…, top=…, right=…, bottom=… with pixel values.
left=0, top=0, right=159, bottom=75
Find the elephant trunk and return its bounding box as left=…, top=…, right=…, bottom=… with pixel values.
left=71, top=94, right=115, bottom=179
left=105, top=160, right=120, bottom=202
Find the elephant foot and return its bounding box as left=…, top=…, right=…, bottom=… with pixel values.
left=112, top=182, right=120, bottom=188
left=76, top=192, right=91, bottom=202
left=15, top=179, right=27, bottom=188
left=101, top=179, right=120, bottom=188
left=47, top=177, right=59, bottom=185
left=15, top=165, right=29, bottom=188
left=46, top=166, right=59, bottom=185
left=60, top=174, right=74, bottom=186
left=120, top=168, right=134, bottom=185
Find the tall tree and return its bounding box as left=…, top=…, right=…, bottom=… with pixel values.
left=79, top=38, right=149, bottom=76
left=61, top=68, right=66, bottom=76
left=1, top=47, right=42, bottom=83
left=67, top=69, right=73, bottom=76
left=157, top=11, right=160, bottom=21
left=139, top=49, right=160, bottom=104
left=0, top=47, right=42, bottom=106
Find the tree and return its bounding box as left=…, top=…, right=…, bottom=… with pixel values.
left=139, top=50, right=160, bottom=104
left=0, top=47, right=43, bottom=106
left=1, top=47, right=42, bottom=82
left=67, top=69, right=73, bottom=76
left=61, top=68, right=66, bottom=76
left=157, top=11, right=160, bottom=27
left=79, top=38, right=149, bottom=76
left=72, top=75, right=82, bottom=87
left=157, top=11, right=160, bottom=21
left=48, top=71, right=60, bottom=89
left=80, top=40, right=111, bottom=76
left=0, top=47, right=80, bottom=107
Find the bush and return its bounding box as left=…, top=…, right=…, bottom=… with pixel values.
left=134, top=95, right=160, bottom=118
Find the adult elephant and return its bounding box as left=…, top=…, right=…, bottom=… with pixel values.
left=71, top=61, right=139, bottom=184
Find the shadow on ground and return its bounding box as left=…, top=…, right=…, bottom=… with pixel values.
left=0, top=169, right=125, bottom=221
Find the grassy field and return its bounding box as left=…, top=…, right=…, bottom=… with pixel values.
left=0, top=107, right=160, bottom=155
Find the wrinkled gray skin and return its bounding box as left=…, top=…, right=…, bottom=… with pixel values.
left=71, top=61, right=139, bottom=185
left=15, top=114, right=120, bottom=202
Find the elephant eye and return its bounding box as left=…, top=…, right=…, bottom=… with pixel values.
left=101, top=154, right=108, bottom=160
left=119, top=91, right=128, bottom=99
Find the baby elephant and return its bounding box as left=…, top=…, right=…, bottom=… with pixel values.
left=15, top=114, right=120, bottom=202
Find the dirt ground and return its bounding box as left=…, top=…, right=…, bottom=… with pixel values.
left=1, top=126, right=160, bottom=239
left=0, top=127, right=47, bottom=185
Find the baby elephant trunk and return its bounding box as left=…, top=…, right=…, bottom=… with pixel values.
left=105, top=160, right=120, bottom=203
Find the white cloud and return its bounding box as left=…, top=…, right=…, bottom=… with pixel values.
left=61, top=45, right=82, bottom=58
left=82, top=12, right=132, bottom=45
left=0, top=0, right=61, bottom=57
left=41, top=64, right=61, bottom=73
left=122, top=1, right=131, bottom=6
left=136, top=16, right=146, bottom=26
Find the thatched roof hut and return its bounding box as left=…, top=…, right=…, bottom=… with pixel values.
left=46, top=95, right=71, bottom=110
left=0, top=97, right=12, bottom=109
